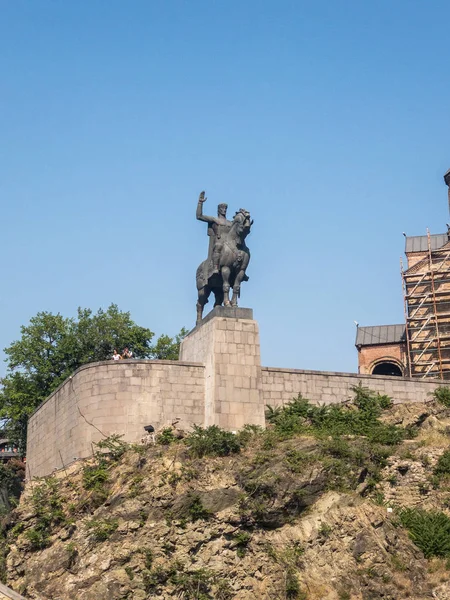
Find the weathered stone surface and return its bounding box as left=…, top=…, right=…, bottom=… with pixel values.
left=180, top=312, right=265, bottom=430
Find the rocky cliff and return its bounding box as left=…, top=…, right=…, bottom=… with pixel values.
left=3, top=387, right=450, bottom=600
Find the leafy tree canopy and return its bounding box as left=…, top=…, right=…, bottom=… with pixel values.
left=0, top=304, right=186, bottom=452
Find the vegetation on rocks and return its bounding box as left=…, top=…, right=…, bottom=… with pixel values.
left=3, top=386, right=450, bottom=598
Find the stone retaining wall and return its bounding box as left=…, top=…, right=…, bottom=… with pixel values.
left=0, top=582, right=26, bottom=600
left=27, top=313, right=446, bottom=479
left=27, top=360, right=204, bottom=479
left=261, top=367, right=441, bottom=407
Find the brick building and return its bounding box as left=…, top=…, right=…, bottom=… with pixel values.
left=356, top=169, right=450, bottom=379
left=356, top=325, right=406, bottom=376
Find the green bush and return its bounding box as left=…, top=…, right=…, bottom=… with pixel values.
left=94, top=434, right=129, bottom=461
left=236, top=424, right=264, bottom=446
left=185, top=493, right=211, bottom=522
left=157, top=428, right=177, bottom=445
left=82, top=464, right=109, bottom=491
left=184, top=425, right=241, bottom=458
left=23, top=477, right=66, bottom=551
left=285, top=570, right=303, bottom=598
left=24, top=526, right=50, bottom=550
left=434, top=450, right=450, bottom=480
left=171, top=568, right=215, bottom=599
left=233, top=531, right=252, bottom=557
left=265, top=386, right=408, bottom=446
left=85, top=518, right=118, bottom=542
left=433, top=386, right=450, bottom=408
left=399, top=508, right=450, bottom=558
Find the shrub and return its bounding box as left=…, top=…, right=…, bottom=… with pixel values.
left=85, top=518, right=118, bottom=542
left=94, top=434, right=129, bottom=460
left=434, top=450, right=450, bottom=481
left=184, top=425, right=241, bottom=458
left=285, top=570, right=303, bottom=598
left=24, top=527, right=50, bottom=551
left=233, top=531, right=252, bottom=557
left=284, top=449, right=311, bottom=472
left=82, top=464, right=109, bottom=491
left=157, top=428, right=177, bottom=445
left=171, top=568, right=215, bottom=598
left=265, top=387, right=408, bottom=446
left=399, top=508, right=450, bottom=558
left=433, top=386, right=450, bottom=408
left=236, top=424, right=264, bottom=446
left=23, top=477, right=66, bottom=551
left=185, top=493, right=211, bottom=522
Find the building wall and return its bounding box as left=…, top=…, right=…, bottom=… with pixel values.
left=27, top=360, right=205, bottom=479
left=405, top=252, right=428, bottom=269
left=357, top=343, right=407, bottom=375
left=261, top=366, right=441, bottom=407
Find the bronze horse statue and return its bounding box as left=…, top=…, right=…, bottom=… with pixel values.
left=196, top=208, right=252, bottom=324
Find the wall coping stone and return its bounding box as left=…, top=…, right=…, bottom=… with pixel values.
left=262, top=365, right=443, bottom=385
left=30, top=359, right=205, bottom=417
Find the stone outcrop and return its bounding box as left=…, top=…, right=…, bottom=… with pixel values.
left=6, top=398, right=450, bottom=599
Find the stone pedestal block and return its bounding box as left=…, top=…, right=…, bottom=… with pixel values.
left=180, top=307, right=265, bottom=430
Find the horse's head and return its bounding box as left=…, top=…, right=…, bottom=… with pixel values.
left=232, top=208, right=252, bottom=235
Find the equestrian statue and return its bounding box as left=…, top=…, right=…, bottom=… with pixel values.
left=195, top=191, right=252, bottom=325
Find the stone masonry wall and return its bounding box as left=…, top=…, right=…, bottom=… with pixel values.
left=262, top=366, right=442, bottom=407
left=27, top=314, right=448, bottom=479
left=27, top=360, right=205, bottom=479
left=180, top=309, right=265, bottom=430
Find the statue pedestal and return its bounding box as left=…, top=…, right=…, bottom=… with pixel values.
left=180, top=307, right=265, bottom=430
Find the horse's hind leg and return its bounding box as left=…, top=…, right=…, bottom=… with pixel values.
left=221, top=267, right=231, bottom=306
left=213, top=288, right=224, bottom=307
left=197, top=286, right=211, bottom=325
left=231, top=269, right=246, bottom=307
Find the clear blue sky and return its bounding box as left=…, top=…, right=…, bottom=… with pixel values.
left=1, top=0, right=449, bottom=376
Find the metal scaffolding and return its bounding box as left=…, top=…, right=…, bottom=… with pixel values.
left=401, top=230, right=450, bottom=379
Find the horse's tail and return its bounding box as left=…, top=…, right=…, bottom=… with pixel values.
left=196, top=260, right=209, bottom=290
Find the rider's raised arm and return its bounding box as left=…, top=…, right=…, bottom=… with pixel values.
left=196, top=191, right=217, bottom=224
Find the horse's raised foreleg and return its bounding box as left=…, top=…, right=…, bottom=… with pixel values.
left=231, top=269, right=246, bottom=307
left=221, top=266, right=231, bottom=306
left=197, top=285, right=211, bottom=325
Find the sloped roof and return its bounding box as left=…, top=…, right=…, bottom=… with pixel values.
left=355, top=324, right=406, bottom=347
left=405, top=233, right=448, bottom=253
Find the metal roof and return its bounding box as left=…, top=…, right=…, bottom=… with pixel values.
left=405, top=233, right=448, bottom=253
left=355, top=324, right=406, bottom=347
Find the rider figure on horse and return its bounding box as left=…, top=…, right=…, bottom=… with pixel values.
left=196, top=191, right=232, bottom=276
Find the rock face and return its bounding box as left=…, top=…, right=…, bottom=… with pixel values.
left=4, top=400, right=450, bottom=599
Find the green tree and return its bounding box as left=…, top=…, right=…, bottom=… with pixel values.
left=0, top=304, right=186, bottom=452
left=150, top=327, right=188, bottom=360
